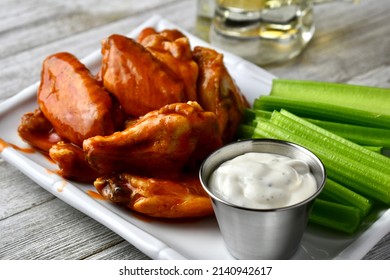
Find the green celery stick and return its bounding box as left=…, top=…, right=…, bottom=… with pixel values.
left=363, top=146, right=383, bottom=153
left=254, top=119, right=390, bottom=204
left=274, top=109, right=390, bottom=173
left=243, top=108, right=272, bottom=126
left=270, top=79, right=390, bottom=117
left=306, top=118, right=390, bottom=148
left=254, top=95, right=390, bottom=129
left=318, top=179, right=372, bottom=218
left=236, top=124, right=254, bottom=139
left=249, top=108, right=390, bottom=148
left=251, top=106, right=390, bottom=148
left=243, top=108, right=257, bottom=124
left=309, top=199, right=361, bottom=234
left=249, top=109, right=272, bottom=120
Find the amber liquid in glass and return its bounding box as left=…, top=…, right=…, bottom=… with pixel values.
left=209, top=0, right=315, bottom=65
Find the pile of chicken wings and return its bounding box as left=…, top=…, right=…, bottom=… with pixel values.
left=18, top=28, right=249, bottom=218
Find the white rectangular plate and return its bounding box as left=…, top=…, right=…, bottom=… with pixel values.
left=1, top=15, right=389, bottom=260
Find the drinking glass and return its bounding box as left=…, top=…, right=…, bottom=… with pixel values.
left=195, top=0, right=360, bottom=65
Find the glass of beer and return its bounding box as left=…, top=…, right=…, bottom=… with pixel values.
left=209, top=0, right=315, bottom=65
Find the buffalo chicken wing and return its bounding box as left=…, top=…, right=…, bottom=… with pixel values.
left=37, top=52, right=119, bottom=147
left=193, top=46, right=249, bottom=144
left=83, top=101, right=223, bottom=177
left=18, top=108, right=62, bottom=153
left=18, top=28, right=249, bottom=219
left=137, top=28, right=199, bottom=101
left=94, top=172, right=213, bottom=218
left=99, top=34, right=185, bottom=117
left=49, top=142, right=102, bottom=183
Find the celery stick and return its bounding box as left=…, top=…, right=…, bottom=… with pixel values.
left=309, top=199, right=361, bottom=234
left=363, top=146, right=383, bottom=153
left=306, top=118, right=390, bottom=148
left=275, top=110, right=390, bottom=173
left=318, top=179, right=372, bottom=218
left=243, top=108, right=272, bottom=126
left=236, top=124, right=254, bottom=139
left=243, top=109, right=257, bottom=124
left=252, top=121, right=277, bottom=139
left=270, top=79, right=390, bottom=117
left=254, top=95, right=390, bottom=128
left=270, top=110, right=390, bottom=201
left=250, top=107, right=390, bottom=148
left=250, top=109, right=272, bottom=120
left=254, top=120, right=390, bottom=204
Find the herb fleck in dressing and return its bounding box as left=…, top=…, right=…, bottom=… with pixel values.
left=209, top=152, right=317, bottom=209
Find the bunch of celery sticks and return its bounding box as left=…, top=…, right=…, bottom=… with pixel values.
left=238, top=79, right=390, bottom=234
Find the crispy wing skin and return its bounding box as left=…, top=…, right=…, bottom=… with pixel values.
left=18, top=108, right=62, bottom=153
left=137, top=27, right=185, bottom=42
left=37, top=52, right=118, bottom=147
left=83, top=101, right=223, bottom=176
left=94, top=172, right=213, bottom=218
left=137, top=28, right=199, bottom=101
left=99, top=34, right=185, bottom=117
left=49, top=142, right=101, bottom=183
left=193, top=46, right=250, bottom=143
left=17, top=28, right=250, bottom=219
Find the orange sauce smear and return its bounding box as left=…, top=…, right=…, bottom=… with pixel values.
left=45, top=168, right=61, bottom=177
left=0, top=138, right=35, bottom=153
left=2, top=138, right=209, bottom=224
left=56, top=180, right=67, bottom=192
left=86, top=189, right=105, bottom=200
left=130, top=210, right=207, bottom=224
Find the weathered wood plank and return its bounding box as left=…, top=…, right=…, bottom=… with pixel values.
left=0, top=0, right=196, bottom=102
left=0, top=199, right=124, bottom=259
left=0, top=0, right=389, bottom=260
left=85, top=241, right=151, bottom=260
left=0, top=0, right=183, bottom=58
left=363, top=234, right=390, bottom=260
left=264, top=1, right=390, bottom=82
left=348, top=65, right=390, bottom=88
left=0, top=160, right=54, bottom=219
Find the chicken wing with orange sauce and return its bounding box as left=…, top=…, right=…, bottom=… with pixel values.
left=94, top=172, right=213, bottom=218
left=49, top=142, right=102, bottom=183
left=137, top=28, right=199, bottom=101
left=16, top=27, right=251, bottom=219
left=193, top=46, right=250, bottom=144
left=137, top=27, right=185, bottom=42
left=37, top=52, right=120, bottom=147
left=18, top=108, right=62, bottom=153
left=99, top=34, right=185, bottom=117
left=83, top=101, right=223, bottom=177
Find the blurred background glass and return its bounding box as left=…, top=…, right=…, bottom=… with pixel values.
left=196, top=0, right=360, bottom=65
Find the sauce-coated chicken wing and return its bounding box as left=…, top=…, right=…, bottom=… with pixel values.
left=137, top=28, right=199, bottom=101
left=83, top=101, right=223, bottom=177
left=17, top=27, right=250, bottom=219
left=94, top=172, right=213, bottom=218
left=18, top=108, right=62, bottom=153
left=38, top=52, right=118, bottom=147
left=99, top=34, right=185, bottom=117
left=49, top=142, right=101, bottom=183
left=193, top=46, right=250, bottom=144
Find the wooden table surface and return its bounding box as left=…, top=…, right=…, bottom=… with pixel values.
left=1, top=0, right=389, bottom=260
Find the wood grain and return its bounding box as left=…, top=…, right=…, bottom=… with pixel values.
left=0, top=0, right=389, bottom=260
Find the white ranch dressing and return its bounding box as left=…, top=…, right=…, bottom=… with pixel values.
left=209, top=152, right=317, bottom=209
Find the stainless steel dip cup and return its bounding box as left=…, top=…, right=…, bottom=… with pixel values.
left=199, top=139, right=326, bottom=259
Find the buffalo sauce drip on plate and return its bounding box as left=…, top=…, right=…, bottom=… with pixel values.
left=0, top=138, right=35, bottom=153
